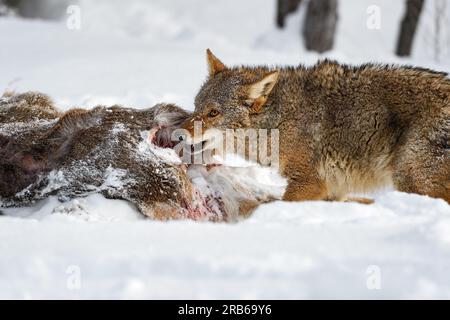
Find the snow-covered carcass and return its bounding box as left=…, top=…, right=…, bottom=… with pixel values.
left=0, top=92, right=282, bottom=221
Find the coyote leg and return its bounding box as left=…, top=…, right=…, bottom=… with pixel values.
left=392, top=128, right=450, bottom=204
left=344, top=197, right=375, bottom=205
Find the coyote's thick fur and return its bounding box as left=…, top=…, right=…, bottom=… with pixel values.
left=182, top=50, right=450, bottom=204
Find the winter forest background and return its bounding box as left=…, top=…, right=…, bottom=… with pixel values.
left=1, top=0, right=450, bottom=104
left=1, top=0, right=450, bottom=299
left=2, top=0, right=449, bottom=59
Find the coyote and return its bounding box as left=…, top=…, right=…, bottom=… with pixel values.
left=182, top=49, right=450, bottom=204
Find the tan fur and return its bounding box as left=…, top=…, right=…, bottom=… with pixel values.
left=247, top=71, right=279, bottom=99
left=206, top=49, right=227, bottom=77
left=238, top=199, right=261, bottom=218
left=183, top=50, right=450, bottom=205
left=345, top=197, right=375, bottom=205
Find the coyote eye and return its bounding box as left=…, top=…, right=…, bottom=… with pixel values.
left=208, top=109, right=219, bottom=117
left=243, top=101, right=252, bottom=108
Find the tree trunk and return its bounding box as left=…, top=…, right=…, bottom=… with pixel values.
left=276, top=0, right=302, bottom=28
left=396, top=0, right=424, bottom=57
left=3, top=0, right=69, bottom=20
left=303, top=0, right=338, bottom=53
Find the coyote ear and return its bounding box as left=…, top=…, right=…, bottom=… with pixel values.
left=246, top=71, right=279, bottom=113
left=206, top=49, right=227, bottom=77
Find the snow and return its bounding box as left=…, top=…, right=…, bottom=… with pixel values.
left=139, top=130, right=182, bottom=165
left=1, top=0, right=450, bottom=299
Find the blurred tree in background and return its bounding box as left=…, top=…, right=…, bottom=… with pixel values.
left=277, top=0, right=338, bottom=53
left=277, top=0, right=431, bottom=57
left=303, top=0, right=338, bottom=53
left=0, top=0, right=441, bottom=59
left=0, top=0, right=70, bottom=19
left=396, top=0, right=424, bottom=57
left=276, top=0, right=302, bottom=28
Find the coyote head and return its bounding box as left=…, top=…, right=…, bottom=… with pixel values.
left=181, top=49, right=279, bottom=143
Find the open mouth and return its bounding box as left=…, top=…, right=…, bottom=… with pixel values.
left=150, top=126, right=175, bottom=149
left=150, top=126, right=227, bottom=221
left=151, top=126, right=213, bottom=155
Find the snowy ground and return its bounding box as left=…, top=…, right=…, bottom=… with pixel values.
left=1, top=0, right=450, bottom=299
